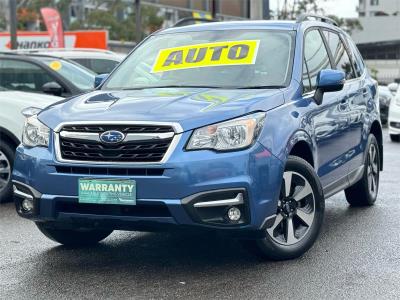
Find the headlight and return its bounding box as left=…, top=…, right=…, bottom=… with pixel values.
left=22, top=115, right=50, bottom=147
left=186, top=112, right=266, bottom=151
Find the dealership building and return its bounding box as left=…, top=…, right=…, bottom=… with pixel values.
left=351, top=0, right=400, bottom=83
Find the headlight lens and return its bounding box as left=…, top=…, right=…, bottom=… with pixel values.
left=186, top=112, right=266, bottom=151
left=22, top=115, right=50, bottom=147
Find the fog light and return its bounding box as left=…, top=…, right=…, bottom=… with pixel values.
left=21, top=199, right=34, bottom=212
left=227, top=206, right=241, bottom=221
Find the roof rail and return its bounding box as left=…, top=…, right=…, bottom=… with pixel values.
left=173, top=17, right=217, bottom=27
left=296, top=14, right=338, bottom=27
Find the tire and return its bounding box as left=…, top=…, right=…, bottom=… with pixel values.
left=246, top=156, right=325, bottom=261
left=0, top=141, right=15, bottom=203
left=345, top=134, right=380, bottom=206
left=36, top=223, right=113, bottom=246
left=390, top=134, right=400, bottom=142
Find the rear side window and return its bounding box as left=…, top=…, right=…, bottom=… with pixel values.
left=303, top=29, right=332, bottom=91
left=0, top=59, right=54, bottom=93
left=323, top=30, right=355, bottom=80
left=90, top=59, right=120, bottom=74
left=346, top=37, right=365, bottom=77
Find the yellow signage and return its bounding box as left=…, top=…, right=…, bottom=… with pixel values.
left=49, top=60, right=62, bottom=71
left=151, top=40, right=260, bottom=73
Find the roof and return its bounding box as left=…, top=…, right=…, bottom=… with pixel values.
left=160, top=20, right=299, bottom=34
left=10, top=48, right=124, bottom=61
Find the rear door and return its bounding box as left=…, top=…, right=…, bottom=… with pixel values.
left=323, top=30, right=367, bottom=175
left=302, top=28, right=352, bottom=189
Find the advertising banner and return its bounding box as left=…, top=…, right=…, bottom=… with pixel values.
left=40, top=7, right=65, bottom=48
left=0, top=31, right=108, bottom=50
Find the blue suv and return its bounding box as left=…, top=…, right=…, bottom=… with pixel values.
left=13, top=16, right=383, bottom=260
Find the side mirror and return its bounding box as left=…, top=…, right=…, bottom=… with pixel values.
left=94, top=73, right=109, bottom=88
left=387, top=82, right=399, bottom=96
left=42, top=81, right=63, bottom=96
left=314, top=69, right=345, bottom=105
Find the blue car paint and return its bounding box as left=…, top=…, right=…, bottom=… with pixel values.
left=13, top=20, right=382, bottom=234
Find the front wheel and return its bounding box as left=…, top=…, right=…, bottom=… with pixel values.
left=36, top=223, right=113, bottom=246
left=247, top=156, right=325, bottom=261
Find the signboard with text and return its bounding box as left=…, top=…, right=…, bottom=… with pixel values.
left=0, top=31, right=108, bottom=50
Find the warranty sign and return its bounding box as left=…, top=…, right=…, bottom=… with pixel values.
left=152, top=40, right=260, bottom=73
left=79, top=178, right=136, bottom=205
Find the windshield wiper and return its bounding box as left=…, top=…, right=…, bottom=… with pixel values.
left=236, top=85, right=285, bottom=89
left=121, top=85, right=222, bottom=90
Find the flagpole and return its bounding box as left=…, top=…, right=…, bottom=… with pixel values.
left=9, top=0, right=17, bottom=49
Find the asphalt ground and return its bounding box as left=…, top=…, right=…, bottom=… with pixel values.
left=1, top=129, right=399, bottom=299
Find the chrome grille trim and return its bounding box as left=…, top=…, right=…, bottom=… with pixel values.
left=59, top=131, right=175, bottom=142
left=54, top=121, right=182, bottom=165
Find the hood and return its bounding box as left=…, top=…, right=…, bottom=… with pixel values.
left=39, top=88, right=284, bottom=132
left=0, top=91, right=62, bottom=109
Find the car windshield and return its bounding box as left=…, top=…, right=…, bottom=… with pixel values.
left=36, top=57, right=96, bottom=90
left=103, top=30, right=295, bottom=90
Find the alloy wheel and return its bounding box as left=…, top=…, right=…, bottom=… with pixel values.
left=267, top=171, right=316, bottom=246
left=0, top=150, right=11, bottom=193
left=367, top=143, right=379, bottom=198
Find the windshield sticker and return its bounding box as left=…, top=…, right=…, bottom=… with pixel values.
left=151, top=40, right=260, bottom=73
left=49, top=60, right=62, bottom=71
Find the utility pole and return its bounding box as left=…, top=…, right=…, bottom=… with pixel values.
left=263, top=0, right=270, bottom=20
left=135, top=0, right=141, bottom=44
left=9, top=0, right=17, bottom=49
left=250, top=0, right=263, bottom=20
left=210, top=0, right=217, bottom=19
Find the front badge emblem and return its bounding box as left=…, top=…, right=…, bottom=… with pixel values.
left=99, top=130, right=126, bottom=144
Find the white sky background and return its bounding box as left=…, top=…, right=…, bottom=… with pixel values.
left=270, top=0, right=359, bottom=18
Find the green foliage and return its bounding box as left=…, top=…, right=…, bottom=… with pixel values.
left=70, top=1, right=163, bottom=41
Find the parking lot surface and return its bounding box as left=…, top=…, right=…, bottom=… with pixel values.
left=1, top=130, right=399, bottom=300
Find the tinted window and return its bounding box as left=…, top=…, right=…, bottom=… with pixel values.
left=304, top=29, right=331, bottom=91
left=72, top=58, right=91, bottom=70
left=0, top=59, right=54, bottom=92
left=346, top=37, right=365, bottom=77
left=323, top=30, right=355, bottom=80
left=35, top=57, right=96, bottom=90
left=302, top=61, right=312, bottom=93
left=90, top=59, right=120, bottom=74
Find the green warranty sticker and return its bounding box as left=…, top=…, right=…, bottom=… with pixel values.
left=78, top=178, right=136, bottom=205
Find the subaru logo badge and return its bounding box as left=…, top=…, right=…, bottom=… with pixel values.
left=99, top=130, right=126, bottom=144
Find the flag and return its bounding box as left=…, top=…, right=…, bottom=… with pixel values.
left=40, top=7, right=65, bottom=48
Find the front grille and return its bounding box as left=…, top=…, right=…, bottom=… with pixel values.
left=62, top=125, right=174, bottom=133
left=56, top=202, right=171, bottom=217
left=55, top=166, right=164, bottom=176
left=58, top=124, right=175, bottom=163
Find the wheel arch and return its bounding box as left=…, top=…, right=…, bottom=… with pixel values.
left=0, top=126, right=20, bottom=149
left=287, top=130, right=315, bottom=168
left=369, top=120, right=383, bottom=171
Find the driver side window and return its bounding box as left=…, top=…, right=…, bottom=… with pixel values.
left=303, top=29, right=332, bottom=93
left=0, top=59, right=54, bottom=93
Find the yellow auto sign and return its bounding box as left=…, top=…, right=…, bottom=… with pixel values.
left=151, top=40, right=260, bottom=73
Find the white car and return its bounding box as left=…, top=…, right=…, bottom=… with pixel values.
left=389, top=90, right=400, bottom=142
left=13, top=48, right=125, bottom=74
left=0, top=91, right=62, bottom=202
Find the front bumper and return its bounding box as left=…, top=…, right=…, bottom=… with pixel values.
left=389, top=103, right=400, bottom=135
left=13, top=131, right=283, bottom=237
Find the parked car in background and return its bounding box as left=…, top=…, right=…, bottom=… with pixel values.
left=0, top=91, right=62, bottom=202
left=14, top=49, right=124, bottom=74
left=378, top=85, right=393, bottom=125
left=388, top=86, right=400, bottom=142
left=0, top=53, right=96, bottom=97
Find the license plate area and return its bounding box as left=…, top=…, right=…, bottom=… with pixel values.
left=78, top=178, right=136, bottom=205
